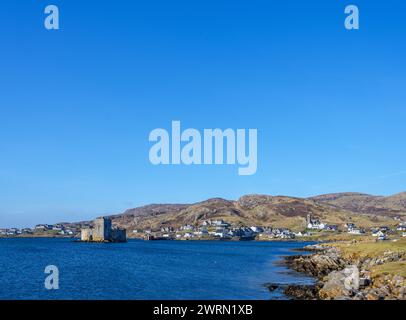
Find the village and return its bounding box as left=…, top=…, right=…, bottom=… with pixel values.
left=131, top=214, right=406, bottom=241
left=0, top=224, right=78, bottom=237
left=1, top=214, right=406, bottom=241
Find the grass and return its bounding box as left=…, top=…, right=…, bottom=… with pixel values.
left=330, top=238, right=406, bottom=259
left=371, top=261, right=406, bottom=278
left=324, top=238, right=406, bottom=279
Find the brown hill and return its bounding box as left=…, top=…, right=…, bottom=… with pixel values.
left=104, top=193, right=404, bottom=233
left=309, top=192, right=406, bottom=217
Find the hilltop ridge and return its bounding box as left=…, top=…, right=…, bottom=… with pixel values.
left=102, top=192, right=406, bottom=232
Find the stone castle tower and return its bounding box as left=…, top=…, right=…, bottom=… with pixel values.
left=81, top=217, right=126, bottom=242
left=92, top=217, right=112, bottom=241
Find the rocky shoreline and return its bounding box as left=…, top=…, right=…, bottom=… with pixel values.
left=268, top=243, right=406, bottom=300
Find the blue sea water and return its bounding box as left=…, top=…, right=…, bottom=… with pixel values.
left=0, top=238, right=315, bottom=300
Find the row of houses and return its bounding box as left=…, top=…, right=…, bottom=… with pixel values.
left=163, top=224, right=262, bottom=240
left=306, top=214, right=406, bottom=240
left=139, top=220, right=304, bottom=240
left=34, top=224, right=77, bottom=235
left=0, top=224, right=78, bottom=236
left=346, top=223, right=406, bottom=240
left=0, top=228, right=33, bottom=236
left=306, top=214, right=339, bottom=231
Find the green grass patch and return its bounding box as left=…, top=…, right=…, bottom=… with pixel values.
left=371, top=261, right=406, bottom=278
left=331, top=238, right=406, bottom=259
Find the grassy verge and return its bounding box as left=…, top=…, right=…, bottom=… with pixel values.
left=325, top=238, right=406, bottom=279
left=330, top=238, right=406, bottom=259
left=371, top=261, right=406, bottom=279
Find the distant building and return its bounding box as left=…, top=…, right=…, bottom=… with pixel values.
left=81, top=217, right=126, bottom=242
left=397, top=225, right=406, bottom=231
left=372, top=230, right=385, bottom=237
left=345, top=223, right=356, bottom=230
left=345, top=223, right=365, bottom=234
left=250, top=226, right=264, bottom=233
left=306, top=214, right=324, bottom=230
left=35, top=224, right=50, bottom=231
left=324, top=225, right=338, bottom=232
left=203, top=219, right=230, bottom=227
left=213, top=220, right=230, bottom=227
left=348, top=228, right=365, bottom=235
left=181, top=225, right=195, bottom=231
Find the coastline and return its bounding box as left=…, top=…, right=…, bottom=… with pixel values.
left=275, top=240, right=406, bottom=300
left=0, top=233, right=312, bottom=241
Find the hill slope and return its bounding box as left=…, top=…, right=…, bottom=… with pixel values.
left=309, top=192, right=406, bottom=217
left=104, top=192, right=405, bottom=232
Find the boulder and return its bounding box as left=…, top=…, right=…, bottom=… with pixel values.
left=286, top=249, right=346, bottom=278
left=284, top=284, right=320, bottom=300
left=318, top=265, right=359, bottom=299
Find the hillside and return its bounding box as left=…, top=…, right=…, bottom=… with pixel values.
left=309, top=192, right=406, bottom=217
left=103, top=192, right=405, bottom=233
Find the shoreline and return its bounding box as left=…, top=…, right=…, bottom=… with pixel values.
left=272, top=240, right=406, bottom=300
left=0, top=234, right=316, bottom=242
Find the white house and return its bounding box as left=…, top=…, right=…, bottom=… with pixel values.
left=213, top=220, right=230, bottom=227
left=397, top=225, right=406, bottom=231
left=181, top=225, right=195, bottom=231
left=307, top=221, right=325, bottom=230
left=372, top=230, right=385, bottom=237
left=250, top=226, right=264, bottom=233
left=348, top=228, right=364, bottom=235
left=345, top=223, right=356, bottom=230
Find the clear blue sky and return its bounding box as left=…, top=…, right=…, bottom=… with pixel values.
left=1, top=0, right=405, bottom=228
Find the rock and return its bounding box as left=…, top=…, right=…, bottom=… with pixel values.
left=266, top=284, right=279, bottom=292
left=283, top=244, right=406, bottom=300
left=359, top=277, right=371, bottom=288
left=285, top=249, right=346, bottom=278
left=284, top=284, right=320, bottom=300
left=392, top=275, right=404, bottom=287
left=366, top=292, right=379, bottom=300
left=334, top=296, right=352, bottom=300
left=353, top=292, right=366, bottom=300
left=397, top=286, right=406, bottom=299
left=303, top=244, right=326, bottom=251
left=318, top=265, right=359, bottom=299
left=343, top=265, right=360, bottom=291
left=377, top=285, right=390, bottom=297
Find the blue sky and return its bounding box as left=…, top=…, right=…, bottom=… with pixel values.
left=1, top=0, right=405, bottom=228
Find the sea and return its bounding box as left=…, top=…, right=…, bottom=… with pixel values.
left=0, top=238, right=315, bottom=300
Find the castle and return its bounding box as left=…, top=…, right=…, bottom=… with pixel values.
left=81, top=217, right=126, bottom=242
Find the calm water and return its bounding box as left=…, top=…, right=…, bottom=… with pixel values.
left=0, top=238, right=315, bottom=300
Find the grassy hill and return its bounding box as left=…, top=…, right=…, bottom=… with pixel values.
left=309, top=192, right=406, bottom=217
left=103, top=193, right=405, bottom=232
